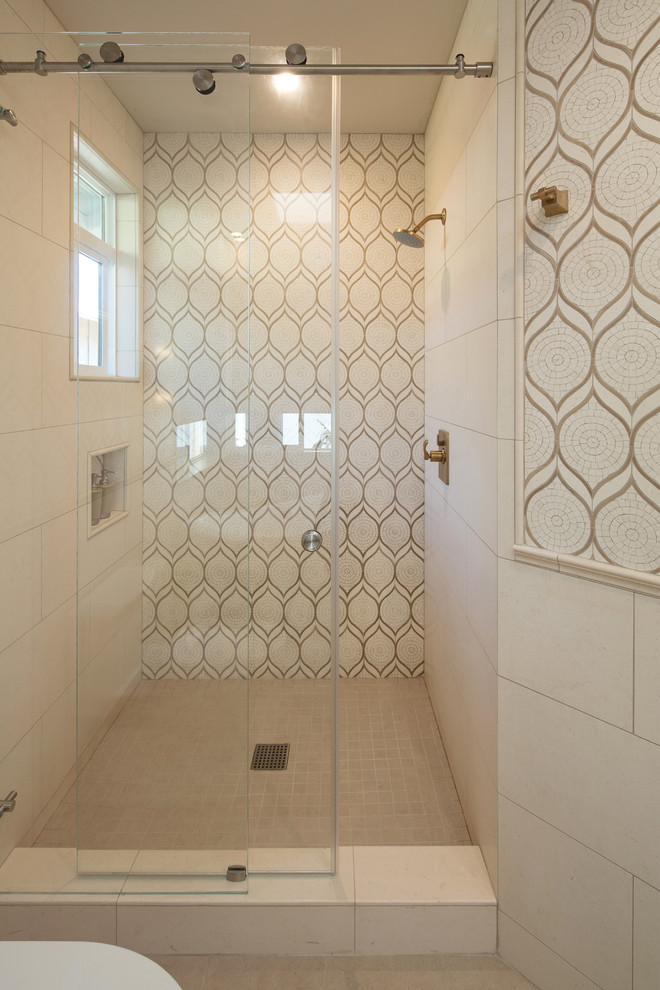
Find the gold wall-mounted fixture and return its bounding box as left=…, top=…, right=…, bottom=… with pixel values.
left=393, top=209, right=446, bottom=248
left=424, top=430, right=449, bottom=485
left=530, top=185, right=568, bottom=217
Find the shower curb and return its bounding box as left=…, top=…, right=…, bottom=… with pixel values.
left=0, top=846, right=496, bottom=955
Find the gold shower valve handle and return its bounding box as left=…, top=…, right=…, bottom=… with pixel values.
left=424, top=439, right=446, bottom=464
left=424, top=430, right=450, bottom=484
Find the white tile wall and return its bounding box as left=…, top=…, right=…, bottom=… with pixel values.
left=41, top=145, right=71, bottom=249
left=41, top=510, right=76, bottom=617
left=0, top=528, right=41, bottom=655
left=41, top=682, right=76, bottom=805
left=0, top=0, right=144, bottom=866
left=116, top=903, right=356, bottom=956
left=0, top=724, right=41, bottom=866
left=0, top=327, right=42, bottom=434
left=634, top=594, right=660, bottom=746
left=499, top=559, right=634, bottom=728
left=466, top=91, right=497, bottom=234
left=0, top=632, right=41, bottom=765
left=633, top=879, right=660, bottom=990
left=41, top=333, right=76, bottom=429
left=497, top=3, right=660, bottom=987
left=33, top=595, right=77, bottom=715
left=0, top=901, right=118, bottom=943
left=499, top=797, right=633, bottom=990
left=0, top=118, right=43, bottom=232
left=423, top=0, right=505, bottom=893
left=0, top=217, right=69, bottom=336
left=500, top=679, right=660, bottom=890
left=498, top=912, right=604, bottom=990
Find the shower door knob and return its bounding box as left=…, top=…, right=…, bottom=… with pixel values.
left=301, top=529, right=323, bottom=552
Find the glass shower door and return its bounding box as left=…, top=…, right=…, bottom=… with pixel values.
left=75, top=33, right=252, bottom=888
left=247, top=46, right=340, bottom=873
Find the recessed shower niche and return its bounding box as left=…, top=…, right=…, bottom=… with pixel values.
left=88, top=442, right=128, bottom=535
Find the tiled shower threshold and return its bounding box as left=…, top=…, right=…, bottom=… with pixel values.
left=0, top=845, right=496, bottom=955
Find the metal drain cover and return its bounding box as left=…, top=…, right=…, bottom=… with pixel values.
left=251, top=743, right=290, bottom=771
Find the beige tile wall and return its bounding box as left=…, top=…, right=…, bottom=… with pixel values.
left=423, top=0, right=502, bottom=890
left=0, top=0, right=143, bottom=866
left=498, top=561, right=660, bottom=990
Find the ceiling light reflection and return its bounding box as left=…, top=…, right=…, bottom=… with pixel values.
left=274, top=72, right=299, bottom=94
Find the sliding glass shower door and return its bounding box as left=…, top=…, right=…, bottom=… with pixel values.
left=75, top=33, right=252, bottom=886
left=72, top=33, right=340, bottom=884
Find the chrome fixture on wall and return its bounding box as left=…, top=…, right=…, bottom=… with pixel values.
left=393, top=209, right=447, bottom=248
left=0, top=790, right=17, bottom=818
left=0, top=105, right=18, bottom=125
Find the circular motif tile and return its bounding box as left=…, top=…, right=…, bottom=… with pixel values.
left=560, top=398, right=629, bottom=486
left=561, top=61, right=629, bottom=145
left=528, top=2, right=591, bottom=76
left=559, top=228, right=629, bottom=317
left=596, top=490, right=660, bottom=570
left=527, top=319, right=591, bottom=400
left=596, top=316, right=660, bottom=401
left=526, top=478, right=591, bottom=554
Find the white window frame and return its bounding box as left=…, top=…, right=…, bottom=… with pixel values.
left=71, top=131, right=141, bottom=382
left=75, top=166, right=117, bottom=376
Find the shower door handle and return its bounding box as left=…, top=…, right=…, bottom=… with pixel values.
left=301, top=530, right=323, bottom=552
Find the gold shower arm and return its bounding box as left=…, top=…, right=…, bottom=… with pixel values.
left=411, top=209, right=447, bottom=233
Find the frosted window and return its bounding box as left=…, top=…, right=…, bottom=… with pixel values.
left=76, top=174, right=105, bottom=239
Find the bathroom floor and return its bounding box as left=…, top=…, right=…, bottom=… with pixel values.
left=30, top=677, right=469, bottom=851
left=148, top=954, right=536, bottom=990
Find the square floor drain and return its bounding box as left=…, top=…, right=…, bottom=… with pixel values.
left=251, top=743, right=290, bottom=771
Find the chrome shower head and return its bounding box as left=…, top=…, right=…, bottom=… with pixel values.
left=393, top=228, right=425, bottom=248
left=100, top=41, right=124, bottom=63
left=392, top=209, right=447, bottom=248
left=193, top=68, right=216, bottom=95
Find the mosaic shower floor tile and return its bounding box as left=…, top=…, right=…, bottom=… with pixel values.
left=29, top=678, right=470, bottom=851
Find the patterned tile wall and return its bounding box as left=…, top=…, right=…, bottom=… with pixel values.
left=142, top=133, right=424, bottom=678
left=339, top=135, right=425, bottom=675
left=524, top=0, right=660, bottom=572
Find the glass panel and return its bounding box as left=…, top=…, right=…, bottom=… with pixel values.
left=76, top=174, right=105, bottom=240
left=247, top=45, right=339, bottom=874
left=78, top=253, right=103, bottom=366
left=74, top=32, right=252, bottom=891
left=0, top=28, right=338, bottom=895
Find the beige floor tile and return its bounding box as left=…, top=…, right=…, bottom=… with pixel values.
left=197, top=955, right=536, bottom=990
left=148, top=954, right=209, bottom=990
left=203, top=954, right=326, bottom=990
